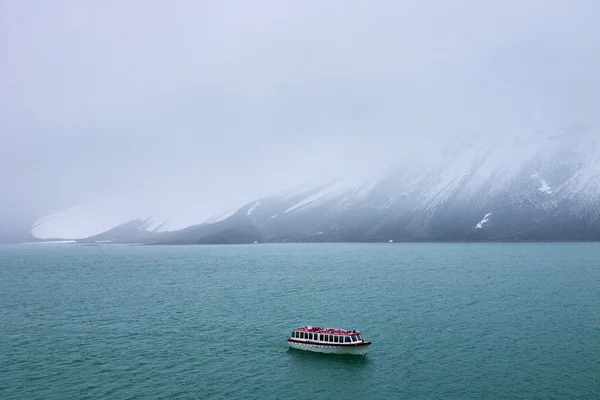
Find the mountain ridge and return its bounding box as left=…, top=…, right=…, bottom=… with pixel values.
left=17, top=130, right=600, bottom=244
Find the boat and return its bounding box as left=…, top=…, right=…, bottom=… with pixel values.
left=287, top=326, right=372, bottom=355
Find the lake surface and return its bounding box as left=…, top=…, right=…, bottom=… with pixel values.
left=1, top=243, right=599, bottom=399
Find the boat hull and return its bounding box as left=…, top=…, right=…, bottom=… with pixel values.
left=288, top=340, right=371, bottom=355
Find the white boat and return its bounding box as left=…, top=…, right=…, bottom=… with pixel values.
left=287, top=326, right=372, bottom=355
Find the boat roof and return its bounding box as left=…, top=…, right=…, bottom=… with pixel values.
left=293, top=326, right=361, bottom=336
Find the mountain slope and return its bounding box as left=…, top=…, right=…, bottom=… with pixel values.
left=27, top=130, right=600, bottom=244
left=198, top=130, right=600, bottom=243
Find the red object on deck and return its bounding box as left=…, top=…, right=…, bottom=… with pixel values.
left=294, top=326, right=361, bottom=336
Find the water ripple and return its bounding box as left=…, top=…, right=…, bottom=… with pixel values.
left=0, top=243, right=599, bottom=399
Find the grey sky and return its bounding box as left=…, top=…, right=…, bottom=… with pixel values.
left=1, top=0, right=599, bottom=228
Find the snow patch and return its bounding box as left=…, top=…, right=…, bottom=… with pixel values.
left=31, top=197, right=247, bottom=239
left=530, top=172, right=553, bottom=194
left=247, top=201, right=261, bottom=216
left=204, top=208, right=238, bottom=224
left=31, top=205, right=136, bottom=240
left=276, top=183, right=318, bottom=201
left=475, top=213, right=492, bottom=229
left=538, top=180, right=553, bottom=194
left=283, top=180, right=351, bottom=213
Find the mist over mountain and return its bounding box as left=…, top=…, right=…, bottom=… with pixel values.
left=21, top=129, right=600, bottom=244
left=2, top=1, right=599, bottom=243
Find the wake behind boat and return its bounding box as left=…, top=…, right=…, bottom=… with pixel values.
left=287, top=326, right=371, bottom=355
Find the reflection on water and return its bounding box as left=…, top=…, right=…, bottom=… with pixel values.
left=284, top=346, right=376, bottom=396
left=286, top=346, right=373, bottom=367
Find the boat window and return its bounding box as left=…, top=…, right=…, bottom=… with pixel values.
left=351, top=335, right=357, bottom=342
left=357, top=334, right=362, bottom=341
left=295, top=332, right=299, bottom=338
left=345, top=336, right=351, bottom=343
left=309, top=333, right=314, bottom=340
left=334, top=336, right=338, bottom=343
left=301, top=332, right=305, bottom=339
left=319, top=334, right=324, bottom=341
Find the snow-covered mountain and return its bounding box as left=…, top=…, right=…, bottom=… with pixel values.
left=236, top=130, right=600, bottom=242
left=27, top=129, right=600, bottom=243
left=29, top=193, right=243, bottom=241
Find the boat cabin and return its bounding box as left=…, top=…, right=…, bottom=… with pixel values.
left=289, top=326, right=366, bottom=345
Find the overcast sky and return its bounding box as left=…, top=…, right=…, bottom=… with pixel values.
left=1, top=0, right=599, bottom=229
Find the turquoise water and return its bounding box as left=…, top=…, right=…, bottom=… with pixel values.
left=1, top=243, right=599, bottom=399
